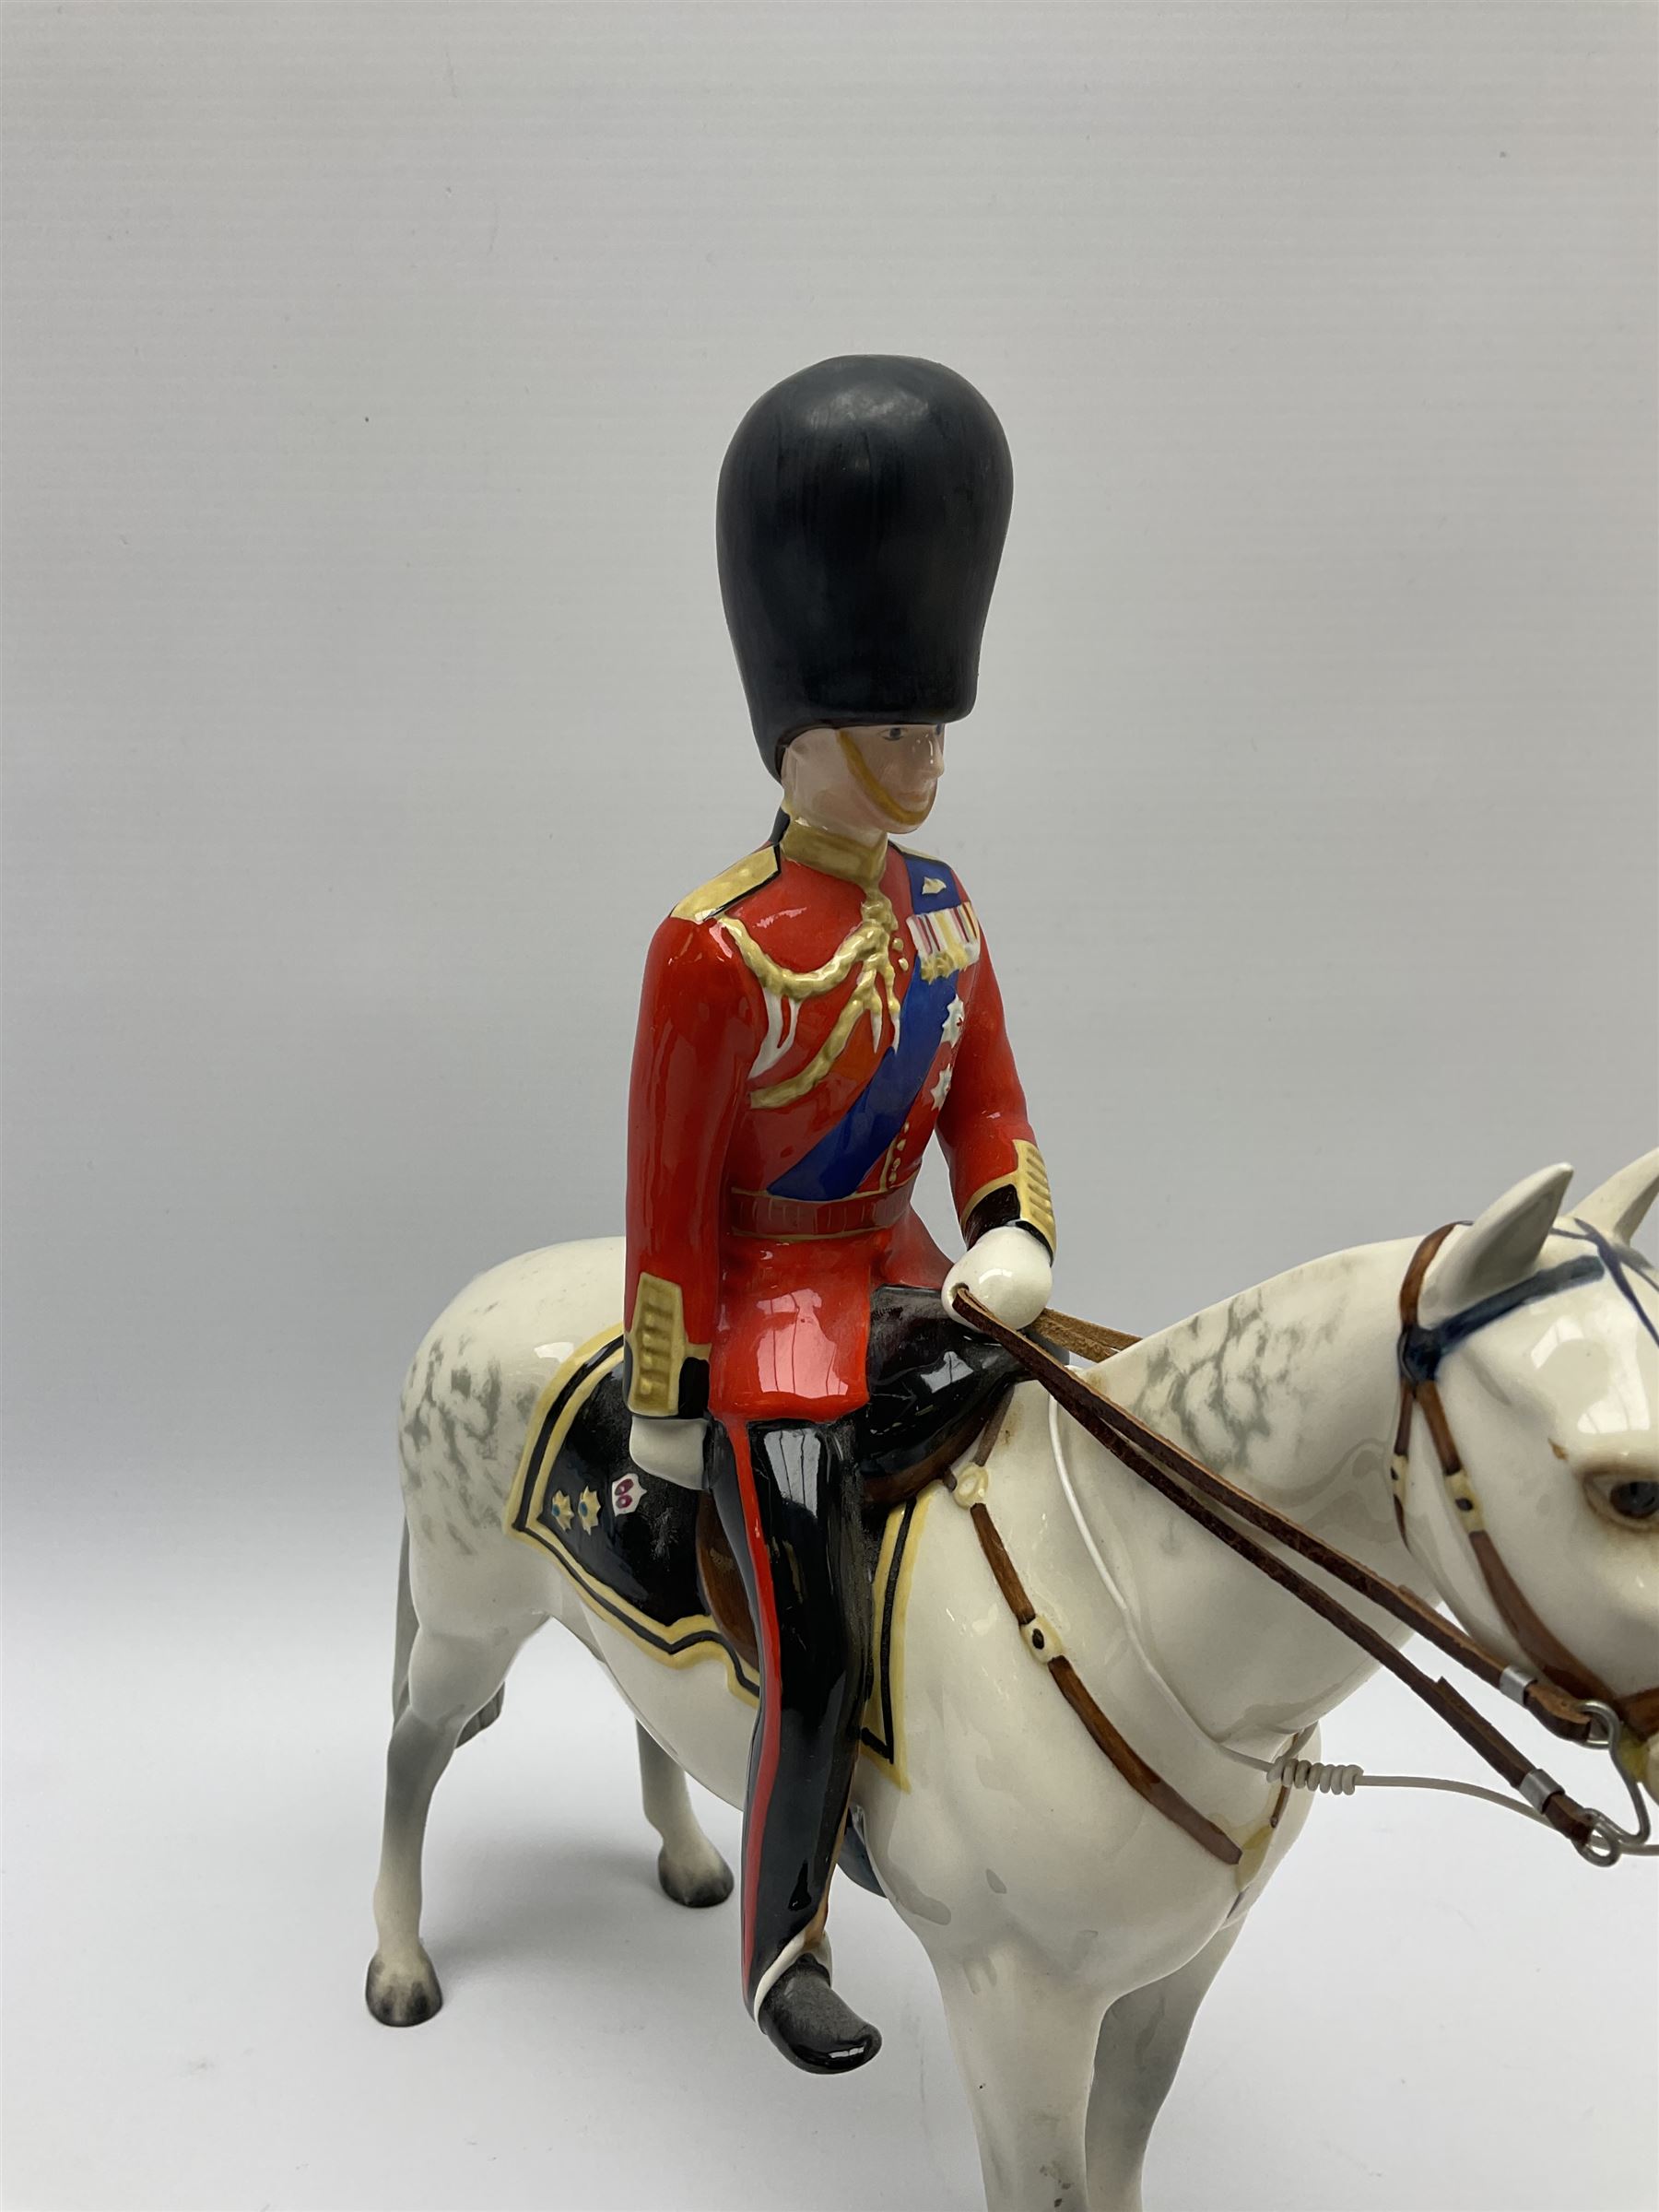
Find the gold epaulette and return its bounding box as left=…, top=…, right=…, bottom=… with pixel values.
left=671, top=846, right=781, bottom=924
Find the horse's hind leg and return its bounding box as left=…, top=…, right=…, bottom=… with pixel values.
left=367, top=1607, right=533, bottom=2027
left=637, top=1724, right=733, bottom=1909
left=1084, top=1921, right=1243, bottom=2212
left=394, top=1530, right=504, bottom=1745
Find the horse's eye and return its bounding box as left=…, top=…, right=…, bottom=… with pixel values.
left=1583, top=1467, right=1659, bottom=1527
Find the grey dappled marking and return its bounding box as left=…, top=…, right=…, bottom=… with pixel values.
left=398, top=1325, right=532, bottom=1547
left=1115, top=1269, right=1351, bottom=1479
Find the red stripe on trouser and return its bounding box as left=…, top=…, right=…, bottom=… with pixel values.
left=722, top=1416, right=783, bottom=1996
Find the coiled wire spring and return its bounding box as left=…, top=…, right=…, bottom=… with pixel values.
left=1248, top=1709, right=1659, bottom=1862
left=1274, top=1755, right=1363, bottom=1796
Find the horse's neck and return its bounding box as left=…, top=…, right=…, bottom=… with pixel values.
left=1053, top=1236, right=1434, bottom=1756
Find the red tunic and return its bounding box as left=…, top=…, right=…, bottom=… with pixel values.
left=624, top=818, right=1053, bottom=1425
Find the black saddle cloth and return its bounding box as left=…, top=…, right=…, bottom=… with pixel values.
left=506, top=1286, right=1036, bottom=1893
left=511, top=1286, right=1022, bottom=1631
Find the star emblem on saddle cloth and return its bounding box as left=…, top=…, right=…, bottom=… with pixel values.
left=941, top=994, right=966, bottom=1049
left=550, top=1490, right=574, bottom=1533
left=930, top=1064, right=954, bottom=1111
left=577, top=1487, right=601, bottom=1534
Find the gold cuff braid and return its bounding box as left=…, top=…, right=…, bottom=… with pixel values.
left=962, top=1140, right=1057, bottom=1253
left=624, top=1273, right=712, bottom=1416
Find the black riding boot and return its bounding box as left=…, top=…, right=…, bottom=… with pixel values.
left=705, top=1415, right=881, bottom=2073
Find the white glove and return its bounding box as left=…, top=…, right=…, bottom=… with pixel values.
left=629, top=1415, right=707, bottom=1490
left=944, top=1225, right=1053, bottom=1334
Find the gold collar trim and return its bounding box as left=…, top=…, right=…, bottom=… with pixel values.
left=781, top=816, right=888, bottom=888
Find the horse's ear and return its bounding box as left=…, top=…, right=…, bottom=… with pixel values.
left=1573, top=1148, right=1659, bottom=1248
left=1422, top=1163, right=1574, bottom=1323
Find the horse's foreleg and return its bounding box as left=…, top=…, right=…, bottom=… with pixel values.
left=1084, top=1921, right=1243, bottom=2212
left=636, top=1724, right=734, bottom=1909
left=938, top=1946, right=1106, bottom=2212
left=366, top=1612, right=528, bottom=2027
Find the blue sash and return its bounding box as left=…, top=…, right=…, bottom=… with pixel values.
left=770, top=853, right=965, bottom=1205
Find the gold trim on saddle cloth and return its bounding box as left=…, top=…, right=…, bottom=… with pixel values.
left=503, top=1332, right=930, bottom=1788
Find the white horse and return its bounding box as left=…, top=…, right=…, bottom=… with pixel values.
left=370, top=1155, right=1659, bottom=2212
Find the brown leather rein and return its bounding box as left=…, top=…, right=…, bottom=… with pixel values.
left=951, top=1234, right=1659, bottom=1870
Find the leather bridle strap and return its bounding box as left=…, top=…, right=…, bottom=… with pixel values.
left=991, top=1292, right=1594, bottom=1737
left=948, top=1388, right=1246, bottom=1867
left=1394, top=1228, right=1659, bottom=1743
left=953, top=1288, right=1607, bottom=1856
left=963, top=1493, right=1244, bottom=1865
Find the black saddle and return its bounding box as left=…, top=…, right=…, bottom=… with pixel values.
left=849, top=1284, right=1022, bottom=1500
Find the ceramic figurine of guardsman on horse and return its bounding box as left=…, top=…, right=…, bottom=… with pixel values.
left=624, top=357, right=1055, bottom=2070
left=369, top=359, right=1656, bottom=2212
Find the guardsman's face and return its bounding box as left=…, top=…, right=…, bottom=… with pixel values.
left=785, top=723, right=947, bottom=838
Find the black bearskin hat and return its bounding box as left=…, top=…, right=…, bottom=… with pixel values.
left=716, top=356, right=1014, bottom=777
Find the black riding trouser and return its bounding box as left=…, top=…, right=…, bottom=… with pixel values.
left=704, top=1416, right=873, bottom=2014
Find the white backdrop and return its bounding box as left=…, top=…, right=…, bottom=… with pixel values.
left=3, top=7, right=1654, bottom=2210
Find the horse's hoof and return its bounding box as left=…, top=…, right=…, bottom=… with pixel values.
left=656, top=1843, right=734, bottom=1909
left=365, top=1948, right=443, bottom=2026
